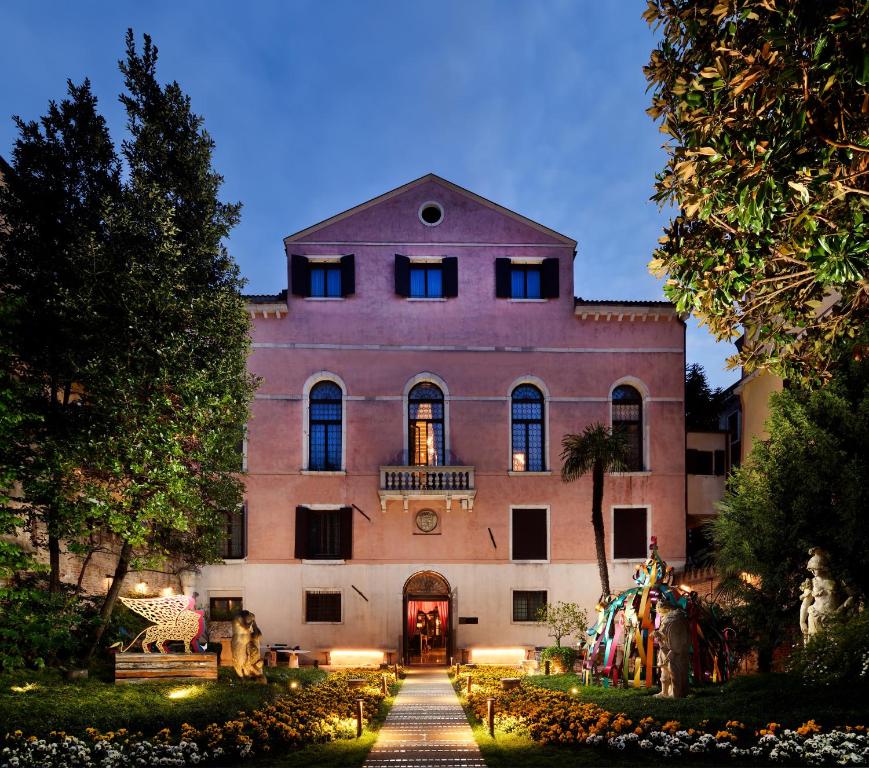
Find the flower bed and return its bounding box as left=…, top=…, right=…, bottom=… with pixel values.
left=452, top=666, right=869, bottom=765
left=1, top=668, right=400, bottom=767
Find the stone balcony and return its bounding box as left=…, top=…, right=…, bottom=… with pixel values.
left=378, top=465, right=476, bottom=512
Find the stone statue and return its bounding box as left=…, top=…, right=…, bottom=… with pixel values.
left=799, top=578, right=813, bottom=643
left=231, top=610, right=266, bottom=682
left=654, top=602, right=689, bottom=698
left=805, top=547, right=843, bottom=637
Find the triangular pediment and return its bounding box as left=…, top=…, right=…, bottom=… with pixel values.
left=284, top=174, right=575, bottom=247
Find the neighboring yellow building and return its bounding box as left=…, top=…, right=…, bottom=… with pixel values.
left=731, top=369, right=783, bottom=464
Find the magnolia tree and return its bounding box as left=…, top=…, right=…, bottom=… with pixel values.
left=644, top=0, right=869, bottom=384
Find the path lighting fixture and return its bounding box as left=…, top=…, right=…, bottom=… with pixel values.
left=571, top=687, right=578, bottom=695
left=356, top=697, right=364, bottom=738
left=289, top=681, right=299, bottom=690
left=134, top=581, right=148, bottom=595
left=486, top=697, right=495, bottom=737
left=161, top=586, right=174, bottom=597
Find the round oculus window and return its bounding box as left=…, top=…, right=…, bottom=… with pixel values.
left=418, top=201, right=444, bottom=227
left=415, top=509, right=439, bottom=533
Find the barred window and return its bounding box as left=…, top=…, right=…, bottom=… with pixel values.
left=221, top=504, right=246, bottom=559
left=309, top=381, right=342, bottom=470
left=511, top=385, right=545, bottom=471
left=612, top=385, right=643, bottom=471
left=305, top=590, right=342, bottom=623
left=408, top=383, right=444, bottom=466
left=512, top=590, right=547, bottom=622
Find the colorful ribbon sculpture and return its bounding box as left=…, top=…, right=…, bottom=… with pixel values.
left=583, top=537, right=736, bottom=689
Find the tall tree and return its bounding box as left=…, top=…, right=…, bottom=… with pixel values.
left=644, top=0, right=869, bottom=385
left=0, top=81, right=121, bottom=592
left=561, top=424, right=628, bottom=598
left=83, top=31, right=256, bottom=658
left=710, top=360, right=868, bottom=671
left=685, top=363, right=723, bottom=430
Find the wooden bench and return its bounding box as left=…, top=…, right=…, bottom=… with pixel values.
left=114, top=653, right=218, bottom=685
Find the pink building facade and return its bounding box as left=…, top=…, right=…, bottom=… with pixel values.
left=197, top=175, right=686, bottom=665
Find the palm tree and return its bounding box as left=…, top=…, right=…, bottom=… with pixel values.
left=561, top=423, right=628, bottom=599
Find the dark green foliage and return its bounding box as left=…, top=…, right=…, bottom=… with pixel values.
left=540, top=646, right=577, bottom=674
left=710, top=360, right=869, bottom=670
left=0, top=576, right=99, bottom=670
left=685, top=363, right=723, bottom=431
left=645, top=0, right=869, bottom=384
left=788, top=610, right=869, bottom=687
left=0, top=30, right=256, bottom=665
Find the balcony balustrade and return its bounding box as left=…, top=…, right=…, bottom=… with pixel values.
left=378, top=465, right=476, bottom=511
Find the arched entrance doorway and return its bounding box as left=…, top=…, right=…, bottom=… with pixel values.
left=403, top=570, right=451, bottom=665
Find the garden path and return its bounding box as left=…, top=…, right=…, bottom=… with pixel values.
left=364, top=667, right=485, bottom=767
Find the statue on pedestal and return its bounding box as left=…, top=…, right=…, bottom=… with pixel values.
left=654, top=602, right=689, bottom=698
left=231, top=610, right=266, bottom=682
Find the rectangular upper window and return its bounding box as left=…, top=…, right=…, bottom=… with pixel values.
left=290, top=254, right=355, bottom=298
left=510, top=265, right=542, bottom=299
left=294, top=506, right=353, bottom=560
left=409, top=265, right=443, bottom=298
left=495, top=258, right=559, bottom=299
left=210, top=596, right=243, bottom=621
left=310, top=265, right=342, bottom=297
left=511, top=507, right=548, bottom=561
left=613, top=507, right=648, bottom=560
left=305, top=590, right=342, bottom=623
left=512, top=590, right=547, bottom=622
left=395, top=255, right=458, bottom=298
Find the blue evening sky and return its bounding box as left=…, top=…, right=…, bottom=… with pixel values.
left=0, top=1, right=738, bottom=389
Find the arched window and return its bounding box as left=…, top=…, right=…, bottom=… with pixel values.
left=309, top=381, right=343, bottom=470
left=408, top=383, right=444, bottom=466
left=612, top=385, right=643, bottom=471
left=511, top=385, right=545, bottom=471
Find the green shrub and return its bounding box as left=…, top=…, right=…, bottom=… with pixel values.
left=0, top=576, right=98, bottom=670
left=540, top=645, right=576, bottom=673
left=787, top=611, right=869, bottom=687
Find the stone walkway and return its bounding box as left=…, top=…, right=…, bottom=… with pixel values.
left=364, top=667, right=486, bottom=768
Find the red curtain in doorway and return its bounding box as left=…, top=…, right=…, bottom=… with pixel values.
left=406, top=599, right=449, bottom=638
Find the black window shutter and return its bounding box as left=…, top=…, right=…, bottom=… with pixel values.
left=338, top=506, right=353, bottom=559
left=442, top=257, right=458, bottom=297
left=340, top=254, right=355, bottom=296
left=290, top=255, right=310, bottom=296
left=394, top=254, right=410, bottom=296
left=495, top=258, right=511, bottom=298
left=511, top=508, right=547, bottom=560
left=541, top=258, right=560, bottom=298
left=294, top=506, right=310, bottom=559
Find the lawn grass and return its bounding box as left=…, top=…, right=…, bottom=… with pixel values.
left=0, top=665, right=324, bottom=738
left=528, top=672, right=869, bottom=730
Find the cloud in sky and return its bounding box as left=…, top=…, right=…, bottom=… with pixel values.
left=0, top=0, right=739, bottom=388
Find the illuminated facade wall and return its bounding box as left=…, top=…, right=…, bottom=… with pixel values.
left=197, top=175, right=687, bottom=661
